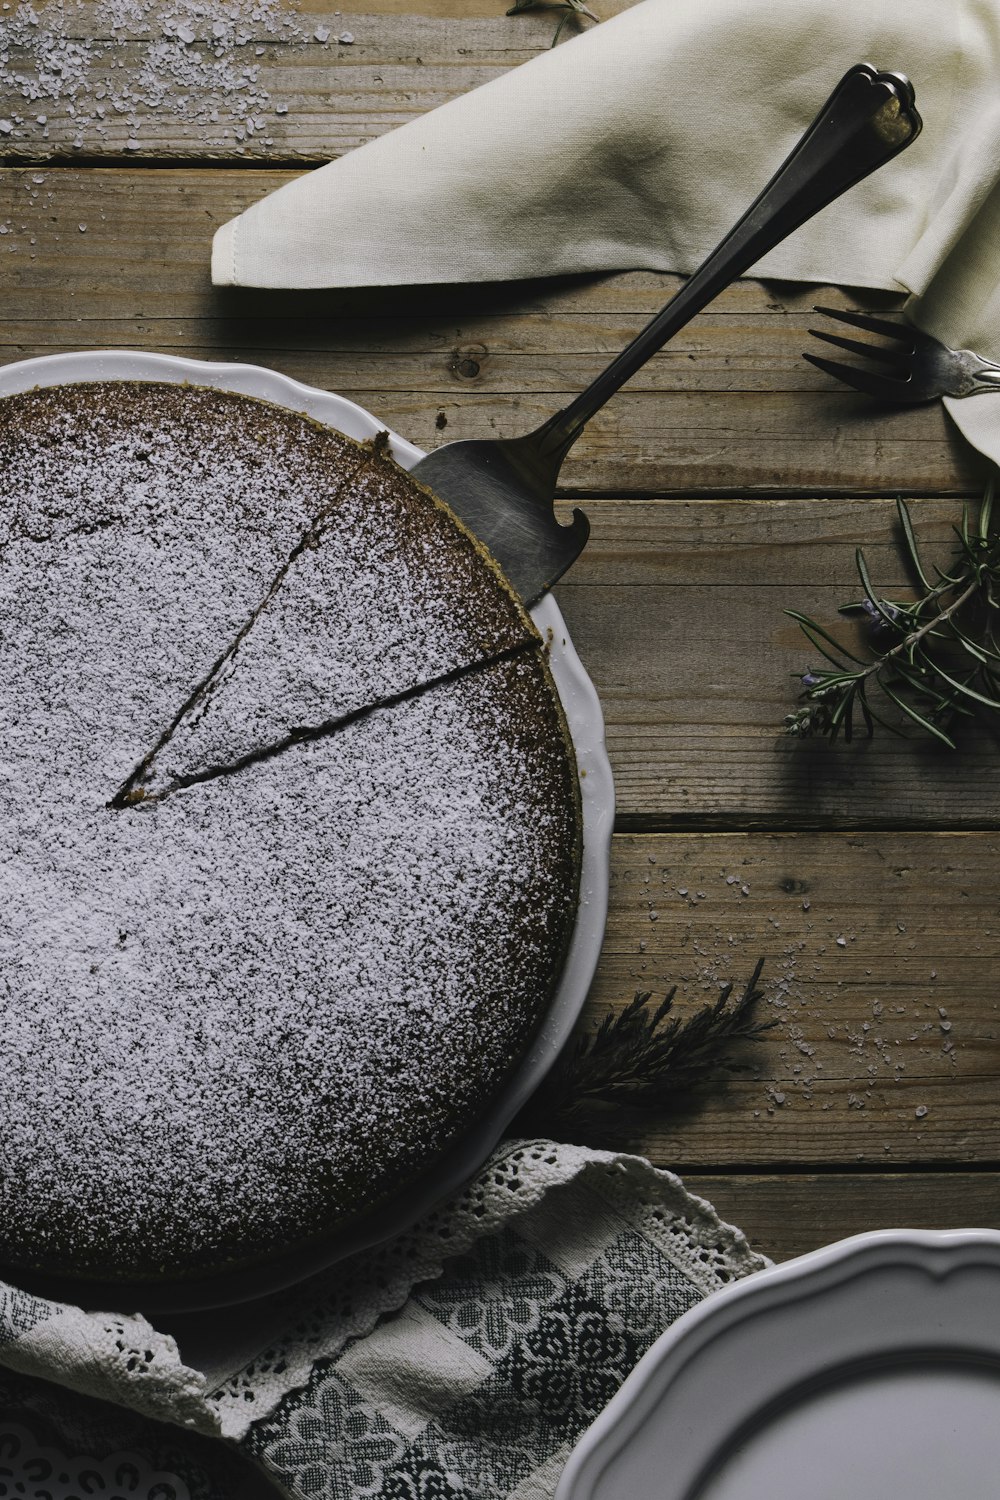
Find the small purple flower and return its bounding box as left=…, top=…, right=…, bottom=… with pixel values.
left=860, top=597, right=902, bottom=644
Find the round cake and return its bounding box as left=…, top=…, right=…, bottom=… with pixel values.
left=0, top=380, right=581, bottom=1298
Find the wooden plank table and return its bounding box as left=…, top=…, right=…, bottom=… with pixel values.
left=2, top=0, right=998, bottom=1269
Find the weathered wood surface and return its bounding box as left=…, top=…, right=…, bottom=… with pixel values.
left=685, top=1174, right=1000, bottom=1262
left=556, top=497, right=1000, bottom=829
left=0, top=167, right=984, bottom=496
left=0, top=3, right=629, bottom=164
left=546, top=832, right=1000, bottom=1174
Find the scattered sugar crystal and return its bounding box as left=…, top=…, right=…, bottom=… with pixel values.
left=314, top=24, right=330, bottom=42
left=0, top=0, right=307, bottom=152
left=337, top=31, right=354, bottom=43
left=915, top=1104, right=929, bottom=1118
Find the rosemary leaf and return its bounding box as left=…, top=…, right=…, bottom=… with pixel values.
left=784, top=475, right=1000, bottom=746
left=898, top=497, right=933, bottom=591
left=512, top=959, right=773, bottom=1132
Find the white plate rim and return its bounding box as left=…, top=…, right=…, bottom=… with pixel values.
left=555, top=1227, right=1000, bottom=1500
left=0, top=349, right=614, bottom=1297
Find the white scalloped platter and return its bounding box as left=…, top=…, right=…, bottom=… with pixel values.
left=0, top=350, right=614, bottom=1304
left=556, top=1228, right=1000, bottom=1500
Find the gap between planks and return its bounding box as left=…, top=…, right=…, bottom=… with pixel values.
left=682, top=1172, right=1000, bottom=1261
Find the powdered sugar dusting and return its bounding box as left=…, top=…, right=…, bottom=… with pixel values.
left=0, top=381, right=578, bottom=1282
left=119, top=423, right=534, bottom=801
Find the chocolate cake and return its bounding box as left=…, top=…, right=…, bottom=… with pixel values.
left=0, top=380, right=581, bottom=1294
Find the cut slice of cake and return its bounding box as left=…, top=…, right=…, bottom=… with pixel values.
left=108, top=410, right=539, bottom=804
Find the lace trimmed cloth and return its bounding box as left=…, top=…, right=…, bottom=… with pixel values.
left=0, top=1141, right=768, bottom=1499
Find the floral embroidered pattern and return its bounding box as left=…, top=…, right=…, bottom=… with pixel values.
left=585, top=1227, right=702, bottom=1344
left=381, top=1457, right=467, bottom=1499
left=507, top=1284, right=640, bottom=1436
left=246, top=1361, right=407, bottom=1498
left=245, top=1155, right=768, bottom=1499
left=415, top=1230, right=566, bottom=1363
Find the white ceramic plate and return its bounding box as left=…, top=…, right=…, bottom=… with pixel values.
left=0, top=350, right=613, bottom=1301
left=556, top=1228, right=1000, bottom=1500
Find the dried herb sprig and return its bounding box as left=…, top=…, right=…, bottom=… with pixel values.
left=514, top=958, right=771, bottom=1130
left=505, top=0, right=600, bottom=47
left=784, top=478, right=1000, bottom=747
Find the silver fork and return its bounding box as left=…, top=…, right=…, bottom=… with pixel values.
left=804, top=305, right=1000, bottom=403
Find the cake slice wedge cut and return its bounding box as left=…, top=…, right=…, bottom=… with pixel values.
left=113, top=424, right=539, bottom=805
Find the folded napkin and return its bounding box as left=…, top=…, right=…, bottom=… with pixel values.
left=212, top=0, right=999, bottom=296
left=0, top=1142, right=766, bottom=1499
left=212, top=0, right=1000, bottom=479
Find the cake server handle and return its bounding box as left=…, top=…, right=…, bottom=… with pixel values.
left=410, top=63, right=922, bottom=604
left=532, top=64, right=921, bottom=462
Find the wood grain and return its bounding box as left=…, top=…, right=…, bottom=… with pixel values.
left=545, top=832, right=1000, bottom=1169
left=0, top=4, right=603, bottom=164
left=0, top=167, right=983, bottom=495
left=683, top=1174, right=1000, bottom=1262
left=554, top=496, right=1000, bottom=829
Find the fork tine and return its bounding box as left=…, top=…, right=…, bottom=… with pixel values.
left=812, top=304, right=914, bottom=343
left=802, top=351, right=919, bottom=402
left=808, top=327, right=906, bottom=364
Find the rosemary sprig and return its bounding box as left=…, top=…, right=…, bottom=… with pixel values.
left=784, top=478, right=1000, bottom=747
left=513, top=958, right=771, bottom=1131
left=505, top=0, right=600, bottom=47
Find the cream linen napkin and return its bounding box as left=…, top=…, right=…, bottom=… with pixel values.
left=211, top=0, right=997, bottom=294
left=212, top=0, right=1000, bottom=474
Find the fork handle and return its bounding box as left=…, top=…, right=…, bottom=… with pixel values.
left=535, top=63, right=921, bottom=459
left=965, top=351, right=1000, bottom=393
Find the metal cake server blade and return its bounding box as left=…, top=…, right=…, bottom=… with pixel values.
left=411, top=63, right=921, bottom=606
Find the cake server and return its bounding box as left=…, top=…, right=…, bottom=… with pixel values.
left=410, top=63, right=921, bottom=605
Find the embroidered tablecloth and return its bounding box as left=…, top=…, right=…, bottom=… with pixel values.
left=0, top=1141, right=768, bottom=1499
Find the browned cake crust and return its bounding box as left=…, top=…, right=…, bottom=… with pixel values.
left=0, top=379, right=581, bottom=1295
